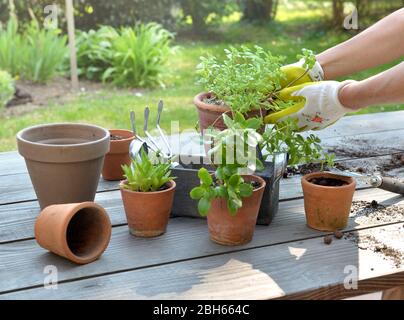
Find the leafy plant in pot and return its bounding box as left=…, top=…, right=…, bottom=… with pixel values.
left=194, top=46, right=315, bottom=133
left=190, top=112, right=266, bottom=246
left=119, top=150, right=176, bottom=237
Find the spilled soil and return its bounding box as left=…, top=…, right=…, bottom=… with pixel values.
left=344, top=200, right=404, bottom=268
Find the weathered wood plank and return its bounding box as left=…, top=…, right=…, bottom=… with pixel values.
left=0, top=188, right=402, bottom=294
left=1, top=175, right=403, bottom=244
left=2, top=223, right=402, bottom=300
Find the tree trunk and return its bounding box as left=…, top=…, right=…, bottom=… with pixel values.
left=181, top=0, right=206, bottom=34
left=243, top=0, right=277, bottom=22
left=332, top=0, right=345, bottom=27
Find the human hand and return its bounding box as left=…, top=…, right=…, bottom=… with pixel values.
left=280, top=57, right=325, bottom=88
left=265, top=80, right=355, bottom=131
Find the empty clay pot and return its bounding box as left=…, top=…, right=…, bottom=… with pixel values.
left=17, top=123, right=110, bottom=209
left=207, top=175, right=266, bottom=246
left=35, top=202, right=112, bottom=264
left=119, top=180, right=176, bottom=237
left=102, top=129, right=135, bottom=181
left=194, top=92, right=266, bottom=133
left=301, top=172, right=356, bottom=231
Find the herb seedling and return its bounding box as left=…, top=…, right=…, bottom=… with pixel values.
left=121, top=149, right=175, bottom=192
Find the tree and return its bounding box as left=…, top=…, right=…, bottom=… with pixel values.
left=332, top=0, right=345, bottom=27
left=241, top=0, right=278, bottom=22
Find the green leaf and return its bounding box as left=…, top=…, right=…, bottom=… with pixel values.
left=190, top=186, right=205, bottom=200
left=198, top=197, right=211, bottom=216
left=239, top=183, right=253, bottom=197
left=228, top=174, right=241, bottom=187
left=198, top=168, right=212, bottom=186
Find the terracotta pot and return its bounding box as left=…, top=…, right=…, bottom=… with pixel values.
left=207, top=175, right=266, bottom=246
left=194, top=92, right=266, bottom=133
left=17, top=123, right=110, bottom=209
left=301, top=172, right=356, bottom=231
left=102, top=129, right=135, bottom=181
left=119, top=180, right=176, bottom=237
left=34, top=202, right=112, bottom=264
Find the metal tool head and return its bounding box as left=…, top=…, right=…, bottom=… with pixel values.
left=143, top=107, right=150, bottom=132
left=130, top=111, right=137, bottom=135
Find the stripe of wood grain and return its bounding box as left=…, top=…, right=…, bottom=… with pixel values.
left=1, top=223, right=402, bottom=300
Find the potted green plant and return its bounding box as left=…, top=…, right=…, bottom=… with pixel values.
left=190, top=113, right=267, bottom=246
left=119, top=150, right=176, bottom=237
left=194, top=46, right=314, bottom=133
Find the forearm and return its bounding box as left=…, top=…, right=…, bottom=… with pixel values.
left=339, top=61, right=404, bottom=110
left=316, top=8, right=404, bottom=80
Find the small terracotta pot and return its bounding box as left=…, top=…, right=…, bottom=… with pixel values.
left=119, top=180, right=176, bottom=237
left=34, top=202, right=112, bottom=264
left=301, top=172, right=356, bottom=231
left=207, top=175, right=266, bottom=246
left=17, top=123, right=110, bottom=209
left=102, top=129, right=135, bottom=181
left=194, top=92, right=266, bottom=133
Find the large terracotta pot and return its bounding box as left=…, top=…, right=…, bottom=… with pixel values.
left=207, top=175, right=266, bottom=246
left=102, top=129, right=135, bottom=181
left=35, top=202, right=112, bottom=265
left=17, top=123, right=110, bottom=209
left=194, top=92, right=266, bottom=133
left=119, top=180, right=176, bottom=237
left=301, top=172, right=356, bottom=231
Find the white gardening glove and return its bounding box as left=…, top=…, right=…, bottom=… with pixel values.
left=280, top=58, right=325, bottom=88
left=265, top=80, right=355, bottom=131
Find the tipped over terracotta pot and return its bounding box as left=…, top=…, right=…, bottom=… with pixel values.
left=35, top=202, right=112, bottom=264
left=120, top=180, right=176, bottom=237
left=207, top=175, right=266, bottom=246
left=301, top=172, right=356, bottom=231
left=102, top=129, right=135, bottom=181
left=17, top=123, right=110, bottom=209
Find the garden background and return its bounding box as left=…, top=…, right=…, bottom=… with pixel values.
left=0, top=0, right=403, bottom=152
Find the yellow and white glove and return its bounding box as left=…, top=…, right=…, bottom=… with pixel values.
left=280, top=58, right=325, bottom=88
left=265, top=80, right=355, bottom=131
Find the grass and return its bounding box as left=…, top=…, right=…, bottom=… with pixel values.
left=1, top=2, right=403, bottom=152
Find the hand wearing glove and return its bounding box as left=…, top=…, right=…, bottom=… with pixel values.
left=265, top=80, right=356, bottom=131
left=280, top=57, right=325, bottom=88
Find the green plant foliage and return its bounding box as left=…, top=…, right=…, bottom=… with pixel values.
left=0, top=18, right=67, bottom=83
left=190, top=112, right=262, bottom=216
left=77, top=23, right=175, bottom=88
left=197, top=45, right=285, bottom=114
left=0, top=17, right=21, bottom=76
left=121, top=149, right=176, bottom=192
left=0, top=69, right=14, bottom=108
left=20, top=21, right=67, bottom=83
left=261, top=118, right=323, bottom=166
left=76, top=26, right=118, bottom=81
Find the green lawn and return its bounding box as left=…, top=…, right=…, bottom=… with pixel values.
left=1, top=4, right=403, bottom=152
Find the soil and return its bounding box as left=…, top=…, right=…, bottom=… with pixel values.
left=2, top=77, right=144, bottom=117
left=349, top=200, right=404, bottom=225
left=202, top=97, right=226, bottom=107
left=110, top=134, right=125, bottom=141
left=344, top=231, right=403, bottom=268
left=334, top=230, right=344, bottom=239
left=324, top=235, right=333, bottom=245
left=309, top=177, right=348, bottom=187
left=251, top=180, right=261, bottom=190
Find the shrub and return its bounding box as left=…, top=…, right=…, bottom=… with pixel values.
left=19, top=21, right=67, bottom=83
left=0, top=18, right=22, bottom=76
left=0, top=69, right=14, bottom=109
left=77, top=23, right=175, bottom=88
left=0, top=18, right=67, bottom=83
left=76, top=26, right=118, bottom=81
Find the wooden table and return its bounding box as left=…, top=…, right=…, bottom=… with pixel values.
left=0, top=111, right=403, bottom=300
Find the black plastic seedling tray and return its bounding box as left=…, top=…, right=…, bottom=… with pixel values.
left=170, top=153, right=287, bottom=225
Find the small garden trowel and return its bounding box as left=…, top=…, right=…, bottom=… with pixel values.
left=326, top=168, right=404, bottom=195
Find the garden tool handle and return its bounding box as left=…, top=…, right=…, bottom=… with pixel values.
left=370, top=175, right=404, bottom=195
